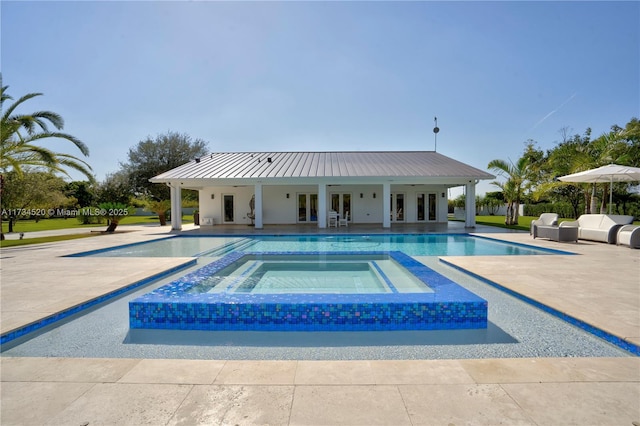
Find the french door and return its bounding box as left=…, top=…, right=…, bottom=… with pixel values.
left=390, top=193, right=405, bottom=222
left=330, top=192, right=351, bottom=222
left=417, top=193, right=437, bottom=222
left=297, top=193, right=318, bottom=222
left=222, top=194, right=235, bottom=223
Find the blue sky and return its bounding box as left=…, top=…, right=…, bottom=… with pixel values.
left=2, top=1, right=638, bottom=196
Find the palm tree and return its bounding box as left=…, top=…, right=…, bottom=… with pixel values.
left=1, top=82, right=93, bottom=239
left=146, top=199, right=172, bottom=226
left=561, top=129, right=629, bottom=213
left=487, top=157, right=530, bottom=225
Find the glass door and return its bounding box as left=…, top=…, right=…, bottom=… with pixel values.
left=390, top=193, right=404, bottom=222
left=417, top=193, right=426, bottom=221
left=297, top=193, right=318, bottom=223
left=428, top=193, right=437, bottom=221
left=330, top=193, right=351, bottom=223
left=222, top=194, right=235, bottom=223
left=417, top=193, right=437, bottom=222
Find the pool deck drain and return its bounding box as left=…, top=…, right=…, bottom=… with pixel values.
left=1, top=223, right=639, bottom=425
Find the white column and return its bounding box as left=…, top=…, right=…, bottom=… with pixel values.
left=170, top=184, right=182, bottom=231
left=254, top=183, right=263, bottom=229
left=382, top=182, right=391, bottom=228
left=318, top=183, right=327, bottom=228
left=465, top=181, right=476, bottom=228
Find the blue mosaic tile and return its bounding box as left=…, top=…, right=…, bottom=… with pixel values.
left=129, top=251, right=488, bottom=332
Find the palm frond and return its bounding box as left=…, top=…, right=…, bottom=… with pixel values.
left=24, top=131, right=90, bottom=156
left=1, top=92, right=43, bottom=123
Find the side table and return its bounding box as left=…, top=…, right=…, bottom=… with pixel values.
left=617, top=225, right=640, bottom=249
left=534, top=225, right=578, bottom=242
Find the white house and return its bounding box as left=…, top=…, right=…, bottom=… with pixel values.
left=150, top=151, right=495, bottom=230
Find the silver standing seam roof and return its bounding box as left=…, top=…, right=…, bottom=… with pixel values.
left=150, top=151, right=494, bottom=185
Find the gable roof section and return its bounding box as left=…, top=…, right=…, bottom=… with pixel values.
left=151, top=151, right=494, bottom=183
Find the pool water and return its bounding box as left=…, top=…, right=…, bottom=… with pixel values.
left=237, top=261, right=388, bottom=294
left=187, top=254, right=432, bottom=295
left=83, top=234, right=561, bottom=333
left=116, top=234, right=562, bottom=333
left=76, top=234, right=562, bottom=258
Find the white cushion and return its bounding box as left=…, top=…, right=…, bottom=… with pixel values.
left=578, top=215, right=604, bottom=229
left=604, top=215, right=634, bottom=227
left=580, top=228, right=608, bottom=241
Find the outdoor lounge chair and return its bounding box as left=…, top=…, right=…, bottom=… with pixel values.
left=530, top=213, right=558, bottom=236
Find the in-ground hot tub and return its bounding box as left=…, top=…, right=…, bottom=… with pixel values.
left=129, top=251, right=488, bottom=331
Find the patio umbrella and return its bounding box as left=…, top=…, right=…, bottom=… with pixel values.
left=557, top=164, right=640, bottom=214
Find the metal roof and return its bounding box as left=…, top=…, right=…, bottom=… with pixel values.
left=150, top=151, right=494, bottom=184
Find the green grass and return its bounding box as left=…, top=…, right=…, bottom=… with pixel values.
left=0, top=215, right=194, bottom=247
left=453, top=214, right=639, bottom=230
left=450, top=215, right=536, bottom=232
left=2, top=215, right=193, bottom=233
left=0, top=233, right=99, bottom=248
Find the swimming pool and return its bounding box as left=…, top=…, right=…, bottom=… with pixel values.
left=69, top=233, right=569, bottom=333
left=73, top=234, right=565, bottom=258
left=111, top=234, right=562, bottom=333
left=4, top=231, right=636, bottom=358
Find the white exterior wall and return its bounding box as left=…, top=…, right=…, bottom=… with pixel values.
left=199, top=184, right=449, bottom=226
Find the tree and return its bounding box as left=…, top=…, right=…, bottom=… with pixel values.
left=587, top=128, right=631, bottom=213
left=146, top=199, right=171, bottom=226
left=520, top=140, right=549, bottom=197
left=488, top=156, right=531, bottom=225
left=546, top=128, right=593, bottom=215
left=0, top=81, right=93, bottom=238
left=99, top=202, right=132, bottom=233
left=1, top=170, right=73, bottom=232
left=547, top=122, right=637, bottom=214
left=483, top=192, right=504, bottom=215
left=64, top=181, right=96, bottom=208
left=0, top=84, right=93, bottom=179
left=120, top=131, right=209, bottom=201
left=619, top=118, right=640, bottom=165
left=96, top=171, right=133, bottom=205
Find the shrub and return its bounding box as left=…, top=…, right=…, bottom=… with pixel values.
left=76, top=207, right=106, bottom=225
left=524, top=202, right=576, bottom=219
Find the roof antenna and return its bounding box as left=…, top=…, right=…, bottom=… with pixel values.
left=433, top=116, right=440, bottom=152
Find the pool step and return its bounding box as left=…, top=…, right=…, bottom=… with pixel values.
left=197, top=238, right=257, bottom=257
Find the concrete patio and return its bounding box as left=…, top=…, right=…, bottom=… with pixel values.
left=1, top=222, right=638, bottom=425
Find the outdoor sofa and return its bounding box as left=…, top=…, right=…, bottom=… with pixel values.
left=560, top=214, right=634, bottom=244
